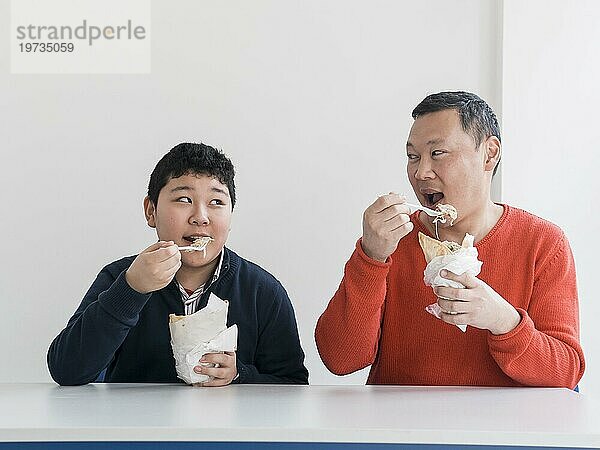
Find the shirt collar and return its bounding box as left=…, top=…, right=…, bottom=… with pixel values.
left=177, top=250, right=224, bottom=301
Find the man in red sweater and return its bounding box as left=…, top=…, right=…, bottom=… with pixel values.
left=315, top=91, right=584, bottom=388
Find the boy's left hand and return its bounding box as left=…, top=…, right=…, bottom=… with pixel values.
left=193, top=352, right=237, bottom=387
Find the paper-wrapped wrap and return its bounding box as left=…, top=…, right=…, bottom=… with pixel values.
left=169, top=293, right=238, bottom=384
left=418, top=232, right=483, bottom=332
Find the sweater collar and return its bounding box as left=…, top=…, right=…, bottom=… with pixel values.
left=166, top=246, right=232, bottom=293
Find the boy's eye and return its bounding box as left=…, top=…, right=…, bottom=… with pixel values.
left=210, top=199, right=225, bottom=206
left=176, top=197, right=192, bottom=203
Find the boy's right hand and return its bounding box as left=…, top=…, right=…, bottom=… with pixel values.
left=125, top=241, right=182, bottom=294
left=361, top=193, right=413, bottom=262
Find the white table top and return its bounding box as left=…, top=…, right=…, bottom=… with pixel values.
left=0, top=383, right=599, bottom=447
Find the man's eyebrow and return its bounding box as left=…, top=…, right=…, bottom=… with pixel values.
left=426, top=138, right=444, bottom=146
left=406, top=138, right=445, bottom=148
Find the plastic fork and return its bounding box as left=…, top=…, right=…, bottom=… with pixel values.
left=403, top=202, right=442, bottom=217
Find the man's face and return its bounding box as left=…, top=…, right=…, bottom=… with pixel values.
left=406, top=109, right=496, bottom=225
left=144, top=174, right=232, bottom=268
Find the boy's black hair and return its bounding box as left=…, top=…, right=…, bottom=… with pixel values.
left=412, top=91, right=501, bottom=175
left=148, top=142, right=236, bottom=208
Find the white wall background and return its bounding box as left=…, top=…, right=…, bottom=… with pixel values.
left=502, top=0, right=600, bottom=398
left=1, top=0, right=595, bottom=400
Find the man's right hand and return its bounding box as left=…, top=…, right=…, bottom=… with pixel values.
left=125, top=241, right=182, bottom=294
left=361, top=193, right=413, bottom=262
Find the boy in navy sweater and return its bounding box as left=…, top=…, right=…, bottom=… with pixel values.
left=48, top=143, right=308, bottom=386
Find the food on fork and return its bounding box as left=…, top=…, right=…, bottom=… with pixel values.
left=180, top=236, right=214, bottom=257
left=191, top=236, right=213, bottom=249
left=432, top=203, right=458, bottom=226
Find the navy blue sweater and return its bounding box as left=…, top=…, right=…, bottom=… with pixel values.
left=48, top=248, right=308, bottom=385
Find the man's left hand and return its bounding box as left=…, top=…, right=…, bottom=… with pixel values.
left=193, top=351, right=237, bottom=387
left=433, top=270, right=521, bottom=335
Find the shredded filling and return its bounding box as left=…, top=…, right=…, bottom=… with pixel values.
left=432, top=203, right=458, bottom=239
left=189, top=236, right=214, bottom=258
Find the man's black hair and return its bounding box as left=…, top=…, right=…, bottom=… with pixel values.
left=412, top=91, right=501, bottom=175
left=148, top=142, right=236, bottom=208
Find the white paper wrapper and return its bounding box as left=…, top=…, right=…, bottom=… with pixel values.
left=423, top=246, right=483, bottom=332
left=169, top=293, right=238, bottom=384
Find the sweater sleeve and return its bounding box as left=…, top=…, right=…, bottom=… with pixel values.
left=487, top=232, right=585, bottom=388
left=315, top=239, right=392, bottom=375
left=236, top=280, right=308, bottom=384
left=47, top=263, right=151, bottom=386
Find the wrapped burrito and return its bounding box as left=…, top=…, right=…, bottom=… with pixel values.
left=169, top=293, right=238, bottom=384
left=418, top=232, right=482, bottom=332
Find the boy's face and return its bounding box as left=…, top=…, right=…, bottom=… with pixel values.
left=144, top=174, right=232, bottom=268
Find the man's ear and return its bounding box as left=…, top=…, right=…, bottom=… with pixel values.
left=143, top=196, right=157, bottom=228
left=484, top=136, right=501, bottom=172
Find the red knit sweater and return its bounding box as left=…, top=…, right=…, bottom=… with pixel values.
left=315, top=205, right=585, bottom=388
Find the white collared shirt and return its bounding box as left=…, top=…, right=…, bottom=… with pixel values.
left=177, top=251, right=224, bottom=315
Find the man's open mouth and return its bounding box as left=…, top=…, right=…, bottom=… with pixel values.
left=423, top=192, right=444, bottom=207
left=183, top=234, right=212, bottom=243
